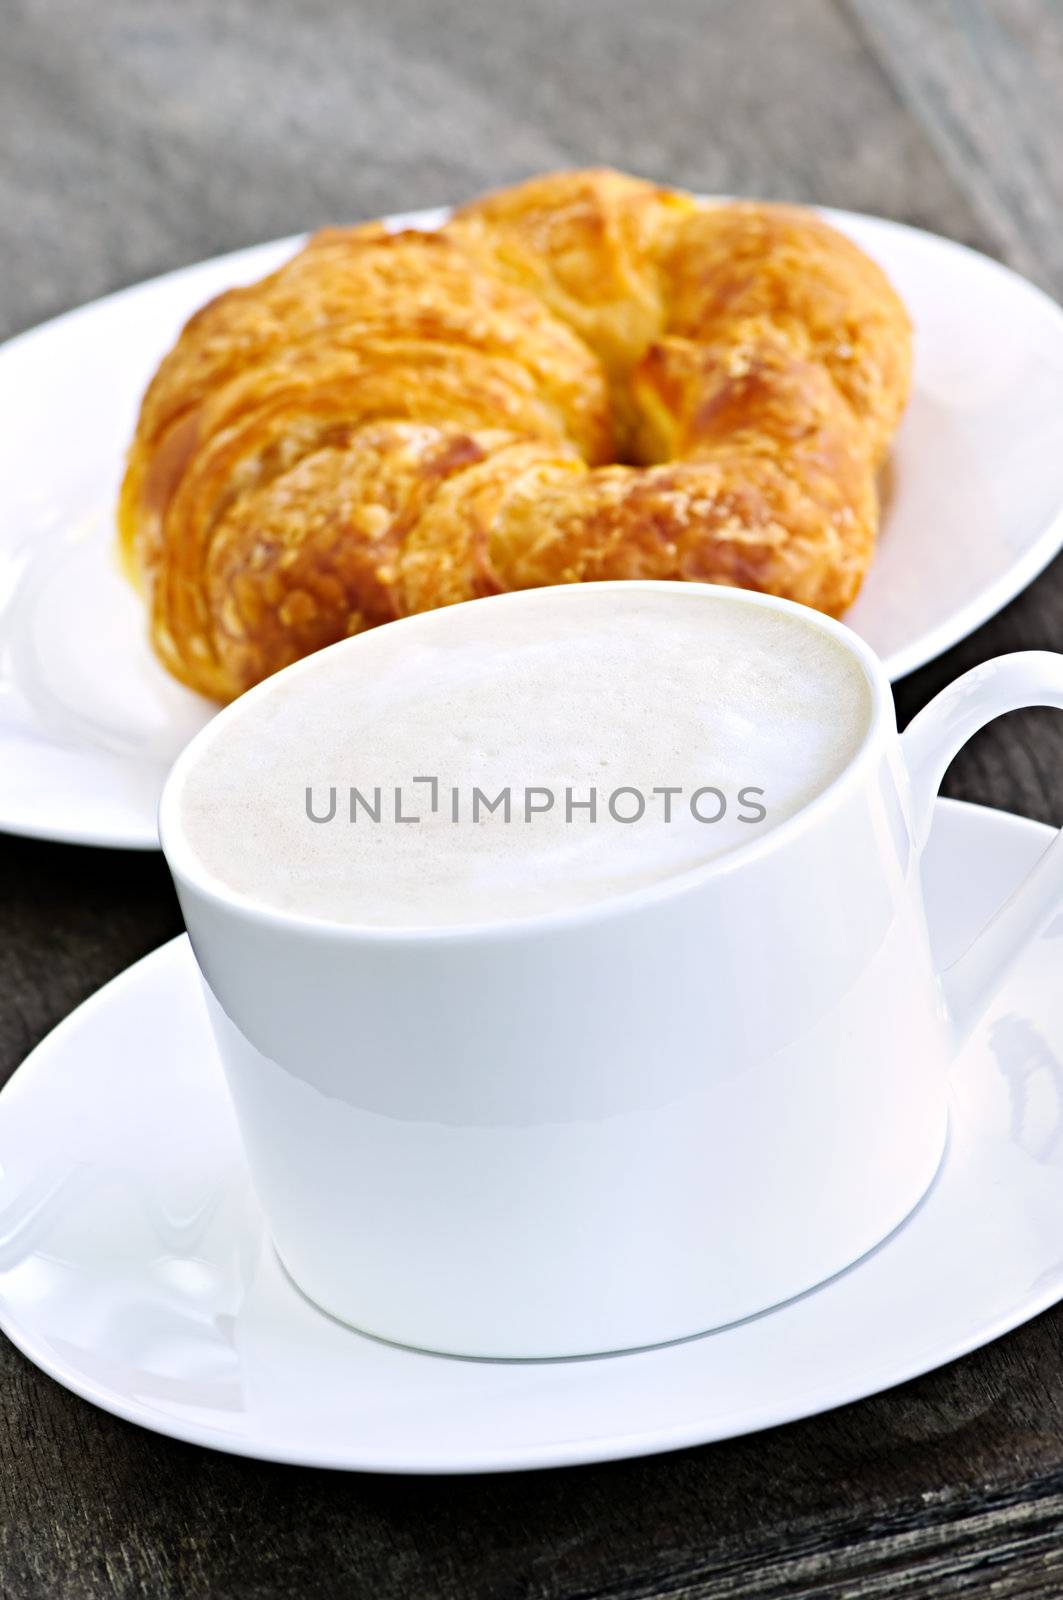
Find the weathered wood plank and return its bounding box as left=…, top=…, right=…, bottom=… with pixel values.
left=844, top=0, right=1063, bottom=296
left=0, top=0, right=986, bottom=339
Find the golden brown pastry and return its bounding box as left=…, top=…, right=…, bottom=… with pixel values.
left=119, top=169, right=911, bottom=702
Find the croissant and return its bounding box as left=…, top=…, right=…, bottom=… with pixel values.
left=119, top=169, right=911, bottom=703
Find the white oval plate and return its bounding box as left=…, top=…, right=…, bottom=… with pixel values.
left=0, top=799, right=1061, bottom=1473
left=2, top=207, right=1063, bottom=849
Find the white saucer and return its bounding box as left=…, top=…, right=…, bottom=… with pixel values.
left=2, top=798, right=1063, bottom=1474
left=2, top=206, right=1063, bottom=849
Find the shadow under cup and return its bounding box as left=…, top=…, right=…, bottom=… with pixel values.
left=159, top=581, right=953, bottom=1360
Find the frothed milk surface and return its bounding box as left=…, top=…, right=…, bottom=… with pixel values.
left=177, top=589, right=871, bottom=927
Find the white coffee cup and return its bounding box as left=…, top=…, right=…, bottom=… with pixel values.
left=159, top=582, right=1063, bottom=1358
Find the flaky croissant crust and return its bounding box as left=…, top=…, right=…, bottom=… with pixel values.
left=119, top=169, right=912, bottom=702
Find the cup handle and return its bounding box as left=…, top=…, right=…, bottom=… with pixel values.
left=901, top=651, right=1063, bottom=1043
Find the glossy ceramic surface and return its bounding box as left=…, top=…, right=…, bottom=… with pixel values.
left=1, top=799, right=1062, bottom=1470
left=2, top=207, right=1062, bottom=847
left=159, top=584, right=1063, bottom=1358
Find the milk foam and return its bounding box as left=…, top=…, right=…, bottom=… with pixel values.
left=177, top=588, right=872, bottom=927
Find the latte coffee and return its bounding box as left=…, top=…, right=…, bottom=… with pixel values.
left=176, top=585, right=872, bottom=927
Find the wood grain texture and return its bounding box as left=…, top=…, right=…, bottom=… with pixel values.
left=844, top=0, right=1063, bottom=297
left=0, top=0, right=984, bottom=340
left=2, top=2, right=1063, bottom=1596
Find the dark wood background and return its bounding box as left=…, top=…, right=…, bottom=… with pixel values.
left=3, top=1, right=1063, bottom=1594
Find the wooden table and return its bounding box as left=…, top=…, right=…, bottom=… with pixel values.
left=3, top=2, right=1063, bottom=1593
